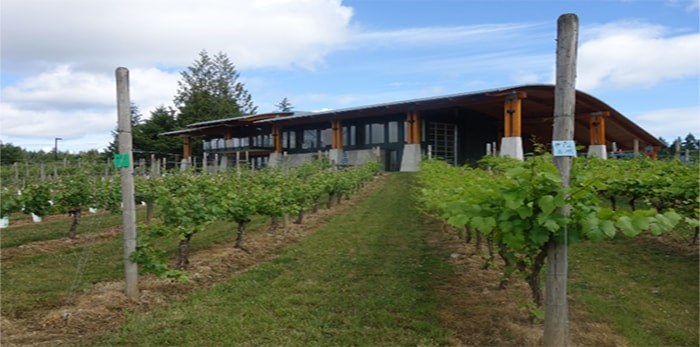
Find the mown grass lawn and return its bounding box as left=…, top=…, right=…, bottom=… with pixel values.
left=96, top=173, right=453, bottom=346
left=570, top=236, right=699, bottom=347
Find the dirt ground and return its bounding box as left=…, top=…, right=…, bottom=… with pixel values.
left=1, top=175, right=388, bottom=346
left=426, top=221, right=629, bottom=347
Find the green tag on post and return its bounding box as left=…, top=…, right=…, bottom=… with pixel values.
left=113, top=153, right=130, bottom=168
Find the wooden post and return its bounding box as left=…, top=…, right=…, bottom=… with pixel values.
left=331, top=120, right=343, bottom=149
left=236, top=152, right=241, bottom=176
left=503, top=93, right=525, bottom=136
left=182, top=136, right=192, bottom=159
left=203, top=152, right=209, bottom=174
left=115, top=67, right=138, bottom=299
left=24, top=159, right=29, bottom=187
left=674, top=138, right=681, bottom=160
left=13, top=162, right=19, bottom=184
left=588, top=112, right=609, bottom=145
left=272, top=125, right=283, bottom=153
left=545, top=13, right=578, bottom=347
left=634, top=139, right=640, bottom=158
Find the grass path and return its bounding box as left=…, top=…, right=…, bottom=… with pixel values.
left=98, top=173, right=453, bottom=346
left=570, top=236, right=699, bottom=346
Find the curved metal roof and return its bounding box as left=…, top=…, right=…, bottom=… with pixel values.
left=257, top=84, right=662, bottom=150
left=164, top=84, right=662, bottom=150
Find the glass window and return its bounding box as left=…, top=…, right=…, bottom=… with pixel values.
left=282, top=132, right=288, bottom=149
left=364, top=124, right=371, bottom=145
left=388, top=121, right=398, bottom=143
left=289, top=131, right=296, bottom=149
left=371, top=123, right=385, bottom=144
left=350, top=126, right=356, bottom=146
left=342, top=126, right=357, bottom=147
left=303, top=129, right=317, bottom=149
left=342, top=127, right=348, bottom=147
left=320, top=128, right=332, bottom=148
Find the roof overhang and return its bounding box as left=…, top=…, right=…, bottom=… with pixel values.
left=162, top=84, right=663, bottom=150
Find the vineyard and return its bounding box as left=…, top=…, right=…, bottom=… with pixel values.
left=1, top=156, right=698, bottom=346
left=416, top=155, right=697, bottom=309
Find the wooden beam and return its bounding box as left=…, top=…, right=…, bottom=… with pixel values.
left=331, top=119, right=342, bottom=149
left=182, top=136, right=192, bottom=158
left=272, top=125, right=282, bottom=153
left=504, top=92, right=526, bottom=137
left=588, top=112, right=609, bottom=145
left=413, top=111, right=421, bottom=144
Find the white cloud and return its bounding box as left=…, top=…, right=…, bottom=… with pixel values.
left=0, top=66, right=179, bottom=151
left=577, top=21, right=700, bottom=91
left=351, top=23, right=544, bottom=48
left=631, top=106, right=700, bottom=139
left=2, top=66, right=114, bottom=110
left=0, top=0, right=353, bottom=72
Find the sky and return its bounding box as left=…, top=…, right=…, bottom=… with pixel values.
left=1, top=0, right=699, bottom=153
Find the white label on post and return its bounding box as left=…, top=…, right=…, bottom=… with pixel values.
left=552, top=140, right=577, bottom=157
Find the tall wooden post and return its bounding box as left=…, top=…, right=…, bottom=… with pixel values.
left=272, top=125, right=283, bottom=153
left=115, top=67, right=138, bottom=299
left=545, top=13, right=578, bottom=347
left=182, top=136, right=192, bottom=159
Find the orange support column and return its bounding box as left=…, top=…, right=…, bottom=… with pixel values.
left=404, top=110, right=421, bottom=144
left=589, top=111, right=609, bottom=145
left=503, top=92, right=525, bottom=137
left=331, top=120, right=342, bottom=149
left=182, top=136, right=192, bottom=158
left=587, top=111, right=610, bottom=159
left=500, top=91, right=526, bottom=160
left=412, top=112, right=421, bottom=144
left=272, top=125, right=282, bottom=153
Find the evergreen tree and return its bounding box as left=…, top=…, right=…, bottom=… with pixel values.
left=276, top=97, right=293, bottom=112
left=0, top=142, right=25, bottom=164
left=174, top=50, right=257, bottom=127
left=133, top=106, right=182, bottom=157
left=105, top=104, right=143, bottom=157
left=683, top=133, right=698, bottom=150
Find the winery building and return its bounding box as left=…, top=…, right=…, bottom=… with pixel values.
left=162, top=84, right=663, bottom=171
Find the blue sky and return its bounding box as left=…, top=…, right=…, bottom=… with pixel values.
left=1, top=0, right=698, bottom=153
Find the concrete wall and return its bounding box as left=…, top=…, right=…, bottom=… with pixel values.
left=344, top=149, right=379, bottom=166
left=276, top=148, right=379, bottom=168
left=400, top=144, right=421, bottom=172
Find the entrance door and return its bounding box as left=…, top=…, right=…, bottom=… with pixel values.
left=427, top=122, right=457, bottom=164
left=385, top=149, right=400, bottom=171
